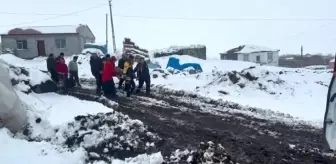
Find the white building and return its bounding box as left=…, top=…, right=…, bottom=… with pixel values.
left=220, top=45, right=280, bottom=66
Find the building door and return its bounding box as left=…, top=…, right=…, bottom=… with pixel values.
left=37, top=40, right=46, bottom=56
left=256, top=55, right=260, bottom=63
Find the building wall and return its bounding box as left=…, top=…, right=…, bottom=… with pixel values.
left=1, top=34, right=81, bottom=59
left=77, top=25, right=95, bottom=50
left=237, top=51, right=279, bottom=66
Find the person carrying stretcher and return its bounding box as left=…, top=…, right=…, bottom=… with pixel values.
left=122, top=55, right=135, bottom=97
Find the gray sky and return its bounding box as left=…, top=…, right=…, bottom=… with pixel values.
left=0, top=0, right=335, bottom=58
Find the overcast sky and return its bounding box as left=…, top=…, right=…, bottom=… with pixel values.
left=0, top=0, right=335, bottom=58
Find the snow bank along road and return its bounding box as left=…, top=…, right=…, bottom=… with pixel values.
left=68, top=83, right=336, bottom=164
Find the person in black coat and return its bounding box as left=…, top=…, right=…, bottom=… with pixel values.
left=124, top=56, right=136, bottom=97
left=46, top=53, right=59, bottom=83
left=117, top=54, right=127, bottom=89
left=134, top=57, right=151, bottom=95
left=90, top=54, right=104, bottom=94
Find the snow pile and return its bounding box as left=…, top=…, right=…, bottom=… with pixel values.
left=150, top=55, right=330, bottom=123
left=0, top=60, right=28, bottom=133
left=166, top=141, right=236, bottom=164
left=150, top=85, right=320, bottom=127
left=305, top=65, right=329, bottom=70
left=1, top=90, right=164, bottom=164
left=0, top=57, right=52, bottom=93
left=0, top=128, right=87, bottom=164
left=23, top=110, right=162, bottom=163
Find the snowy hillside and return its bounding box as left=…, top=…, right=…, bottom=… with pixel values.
left=0, top=53, right=330, bottom=124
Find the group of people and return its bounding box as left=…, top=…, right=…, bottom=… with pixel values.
left=46, top=52, right=81, bottom=91
left=90, top=52, right=151, bottom=98
left=46, top=51, right=151, bottom=98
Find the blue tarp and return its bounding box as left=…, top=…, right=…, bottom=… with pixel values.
left=166, top=57, right=203, bottom=72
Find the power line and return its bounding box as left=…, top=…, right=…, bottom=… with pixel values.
left=2, top=10, right=336, bottom=22
left=267, top=21, right=334, bottom=45
left=1, top=10, right=336, bottom=21
left=0, top=12, right=62, bottom=16
left=0, top=4, right=106, bottom=27
left=112, top=15, right=336, bottom=21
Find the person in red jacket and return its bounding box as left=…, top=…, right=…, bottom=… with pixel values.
left=55, top=54, right=68, bottom=92
left=55, top=52, right=65, bottom=65
left=102, top=55, right=118, bottom=98
left=56, top=57, right=68, bottom=77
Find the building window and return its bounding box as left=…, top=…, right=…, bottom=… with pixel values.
left=256, top=55, right=261, bottom=63
left=243, top=54, right=249, bottom=61
left=16, top=40, right=28, bottom=50
left=55, top=39, right=66, bottom=49
left=267, top=52, right=273, bottom=61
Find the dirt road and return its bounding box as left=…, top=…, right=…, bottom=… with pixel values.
left=68, top=86, right=336, bottom=164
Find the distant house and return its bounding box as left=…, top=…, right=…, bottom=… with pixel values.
left=0, top=25, right=95, bottom=59
left=220, top=45, right=280, bottom=66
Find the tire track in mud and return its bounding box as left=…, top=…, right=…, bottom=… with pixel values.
left=67, top=86, right=336, bottom=164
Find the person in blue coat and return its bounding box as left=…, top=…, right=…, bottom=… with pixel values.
left=134, top=57, right=151, bottom=95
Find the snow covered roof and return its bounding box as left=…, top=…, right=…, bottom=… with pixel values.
left=224, top=45, right=280, bottom=54
left=152, top=45, right=206, bottom=54
left=330, top=59, right=335, bottom=63
left=2, top=25, right=87, bottom=35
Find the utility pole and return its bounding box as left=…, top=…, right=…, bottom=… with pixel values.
left=105, top=13, right=108, bottom=47
left=301, top=45, right=303, bottom=67
left=108, top=0, right=117, bottom=54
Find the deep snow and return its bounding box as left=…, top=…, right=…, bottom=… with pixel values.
left=0, top=53, right=330, bottom=124
left=0, top=52, right=332, bottom=163
left=0, top=58, right=165, bottom=164
left=150, top=55, right=330, bottom=124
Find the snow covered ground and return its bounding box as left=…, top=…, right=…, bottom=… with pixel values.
left=152, top=55, right=330, bottom=125
left=0, top=56, right=164, bottom=164
left=0, top=53, right=330, bottom=125
left=0, top=52, right=332, bottom=163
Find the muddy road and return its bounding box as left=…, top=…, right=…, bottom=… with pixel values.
left=68, top=85, right=336, bottom=164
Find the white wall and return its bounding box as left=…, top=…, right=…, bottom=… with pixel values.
left=237, top=51, right=279, bottom=66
